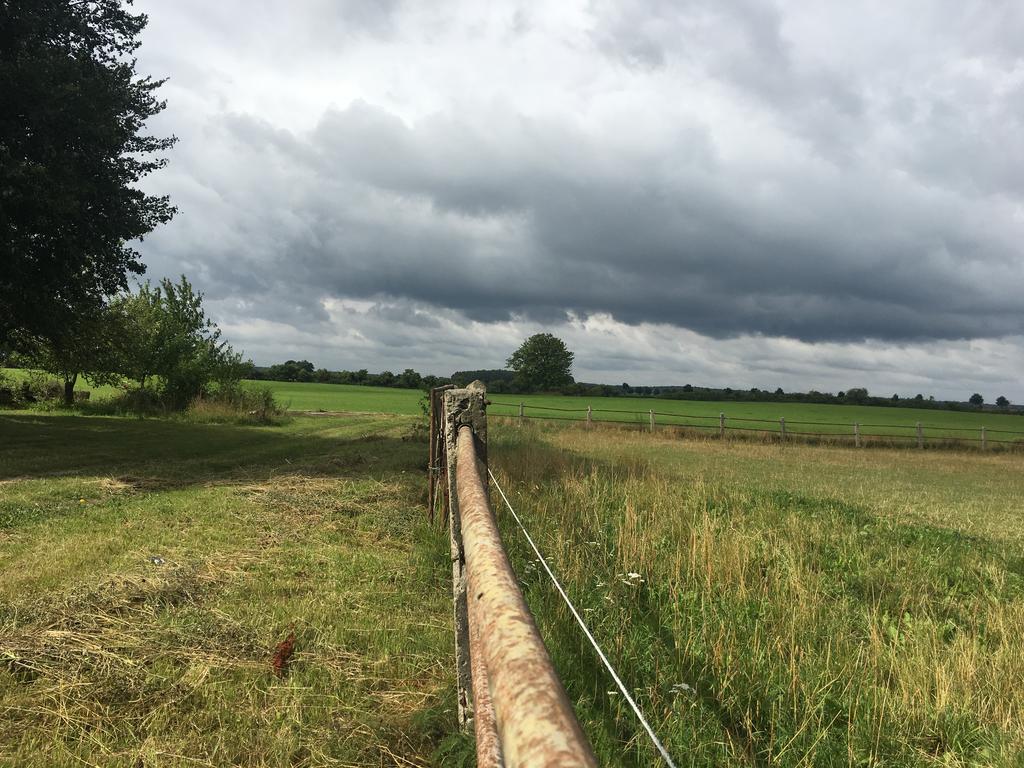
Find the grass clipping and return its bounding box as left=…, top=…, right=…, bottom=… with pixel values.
left=0, top=557, right=267, bottom=741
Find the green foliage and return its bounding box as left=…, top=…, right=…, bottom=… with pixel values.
left=19, top=308, right=124, bottom=404
left=970, top=393, right=984, bottom=406
left=112, top=276, right=248, bottom=409
left=996, top=395, right=1010, bottom=408
left=845, top=387, right=869, bottom=403
left=506, top=333, right=575, bottom=392
left=0, top=0, right=176, bottom=346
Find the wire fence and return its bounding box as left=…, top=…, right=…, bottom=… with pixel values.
left=487, top=400, right=1024, bottom=449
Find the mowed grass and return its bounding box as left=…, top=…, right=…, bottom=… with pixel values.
left=0, top=411, right=464, bottom=767
left=241, top=380, right=425, bottom=415
left=489, top=422, right=1024, bottom=766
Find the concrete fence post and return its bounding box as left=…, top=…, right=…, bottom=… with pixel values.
left=854, top=422, right=861, bottom=448
left=779, top=417, right=786, bottom=442
left=649, top=409, right=655, bottom=433
left=443, top=382, right=488, bottom=729
left=981, top=426, right=987, bottom=450
left=916, top=421, right=924, bottom=449
left=586, top=405, right=592, bottom=428
left=518, top=401, right=524, bottom=426
left=719, top=412, right=726, bottom=439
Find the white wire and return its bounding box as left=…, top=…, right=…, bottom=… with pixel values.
left=488, top=468, right=679, bottom=768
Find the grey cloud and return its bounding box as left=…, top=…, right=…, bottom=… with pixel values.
left=131, top=0, right=1024, bottom=395
left=170, top=97, right=1023, bottom=343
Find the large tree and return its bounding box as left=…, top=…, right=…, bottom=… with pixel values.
left=506, top=333, right=575, bottom=391
left=0, top=0, right=176, bottom=346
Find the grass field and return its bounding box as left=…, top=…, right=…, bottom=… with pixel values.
left=0, top=410, right=469, bottom=767
left=4, top=394, right=1023, bottom=765
left=489, top=421, right=1024, bottom=766
left=242, top=380, right=426, bottom=415
left=241, top=379, right=1024, bottom=443
left=8, top=370, right=1022, bottom=445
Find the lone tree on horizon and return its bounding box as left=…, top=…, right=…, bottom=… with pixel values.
left=506, top=333, right=574, bottom=392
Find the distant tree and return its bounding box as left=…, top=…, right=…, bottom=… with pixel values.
left=774, top=387, right=784, bottom=395
left=621, top=382, right=630, bottom=391
left=398, top=368, right=422, bottom=389
left=891, top=393, right=899, bottom=401
left=969, top=393, right=984, bottom=407
left=682, top=384, right=693, bottom=392
left=506, top=333, right=574, bottom=391
left=0, top=0, right=176, bottom=347
left=996, top=395, right=1010, bottom=408
left=914, top=394, right=924, bottom=401
left=846, top=387, right=869, bottom=403
left=836, top=391, right=846, bottom=399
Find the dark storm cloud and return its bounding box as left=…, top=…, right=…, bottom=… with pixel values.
left=163, top=94, right=1023, bottom=343
left=134, top=0, right=1024, bottom=355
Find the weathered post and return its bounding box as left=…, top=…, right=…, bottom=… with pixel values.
left=586, top=405, right=592, bottom=427
left=428, top=385, right=453, bottom=523
left=649, top=409, right=655, bottom=433
left=981, top=426, right=987, bottom=451
left=779, top=417, right=786, bottom=442
left=854, top=422, right=861, bottom=448
left=443, top=382, right=488, bottom=729
left=719, top=412, right=726, bottom=439
left=428, top=389, right=437, bottom=522
left=518, top=401, right=524, bottom=426
left=916, top=422, right=923, bottom=449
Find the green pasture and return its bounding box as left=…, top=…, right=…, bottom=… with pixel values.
left=252, top=379, right=1024, bottom=443
left=8, top=370, right=1022, bottom=443
left=486, top=393, right=1024, bottom=442
left=241, top=379, right=425, bottom=414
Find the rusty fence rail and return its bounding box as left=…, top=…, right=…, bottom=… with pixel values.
left=428, top=383, right=598, bottom=767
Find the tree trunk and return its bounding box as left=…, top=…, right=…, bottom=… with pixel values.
left=63, top=374, right=78, bottom=406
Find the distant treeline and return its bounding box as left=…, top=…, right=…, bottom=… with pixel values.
left=249, top=360, right=450, bottom=390
left=251, top=362, right=1019, bottom=413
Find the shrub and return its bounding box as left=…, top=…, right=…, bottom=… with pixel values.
left=183, top=385, right=285, bottom=425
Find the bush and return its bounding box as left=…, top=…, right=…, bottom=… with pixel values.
left=184, top=385, right=285, bottom=425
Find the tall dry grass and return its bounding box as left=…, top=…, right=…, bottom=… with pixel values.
left=490, top=424, right=1024, bottom=766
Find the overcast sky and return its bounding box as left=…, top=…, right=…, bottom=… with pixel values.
left=132, top=0, right=1024, bottom=400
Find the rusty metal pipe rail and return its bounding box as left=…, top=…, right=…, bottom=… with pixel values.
left=456, top=424, right=598, bottom=767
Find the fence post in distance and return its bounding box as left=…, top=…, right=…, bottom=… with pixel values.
left=981, top=426, right=987, bottom=450
left=916, top=422, right=923, bottom=449
left=518, top=401, right=524, bottom=426
left=854, top=422, right=861, bottom=448
left=779, top=417, right=786, bottom=442
left=719, top=412, right=725, bottom=439
left=586, top=405, right=592, bottom=428
left=649, top=409, right=654, bottom=433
